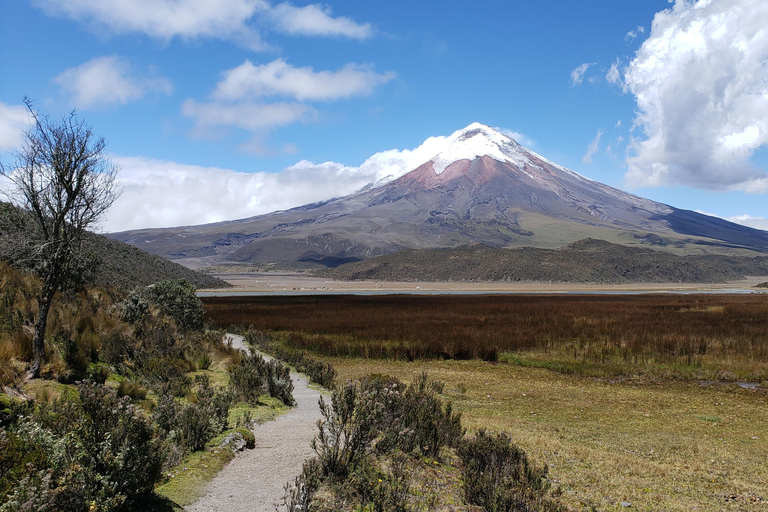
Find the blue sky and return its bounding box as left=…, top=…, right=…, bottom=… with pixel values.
left=1, top=0, right=767, bottom=232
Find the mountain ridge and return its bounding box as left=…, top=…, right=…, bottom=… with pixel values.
left=110, top=123, right=768, bottom=269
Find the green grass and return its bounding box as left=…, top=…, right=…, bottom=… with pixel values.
left=154, top=444, right=237, bottom=508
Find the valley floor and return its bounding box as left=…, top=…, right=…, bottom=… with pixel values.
left=202, top=272, right=768, bottom=295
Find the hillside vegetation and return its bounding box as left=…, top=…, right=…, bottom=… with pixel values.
left=84, top=232, right=228, bottom=290
left=0, top=260, right=287, bottom=511
left=315, top=238, right=768, bottom=283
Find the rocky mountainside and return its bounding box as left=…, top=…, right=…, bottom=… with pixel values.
left=111, top=123, right=768, bottom=269
left=315, top=238, right=768, bottom=284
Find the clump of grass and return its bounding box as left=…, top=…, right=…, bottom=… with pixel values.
left=117, top=379, right=148, bottom=400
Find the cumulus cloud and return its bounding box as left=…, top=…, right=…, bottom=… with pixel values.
left=582, top=129, right=603, bottom=164
left=184, top=59, right=394, bottom=134
left=496, top=128, right=533, bottom=147
left=54, top=56, right=172, bottom=109
left=103, top=129, right=477, bottom=231
left=181, top=99, right=316, bottom=134
left=0, top=102, right=32, bottom=152
left=33, top=0, right=371, bottom=50
left=696, top=211, right=768, bottom=232
left=623, top=0, right=768, bottom=192
left=270, top=2, right=371, bottom=39
left=570, top=62, right=593, bottom=86
left=212, top=59, right=396, bottom=101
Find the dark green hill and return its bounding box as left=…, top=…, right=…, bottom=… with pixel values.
left=315, top=239, right=768, bottom=284
left=0, top=201, right=226, bottom=290
left=83, top=232, right=229, bottom=290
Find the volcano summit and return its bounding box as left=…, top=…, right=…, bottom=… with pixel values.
left=112, top=123, right=768, bottom=268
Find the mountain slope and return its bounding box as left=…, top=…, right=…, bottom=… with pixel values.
left=111, top=123, right=768, bottom=268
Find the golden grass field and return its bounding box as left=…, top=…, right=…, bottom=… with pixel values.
left=326, top=357, right=767, bottom=511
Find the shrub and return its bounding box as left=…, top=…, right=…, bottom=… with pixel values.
left=245, top=331, right=336, bottom=388
left=458, top=429, right=561, bottom=512
left=228, top=352, right=294, bottom=406
left=149, top=280, right=204, bottom=331
left=175, top=375, right=232, bottom=452
left=98, top=329, right=131, bottom=367
left=312, top=382, right=382, bottom=480
left=4, top=381, right=167, bottom=511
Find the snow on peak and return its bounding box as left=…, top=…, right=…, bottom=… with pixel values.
left=430, top=122, right=531, bottom=174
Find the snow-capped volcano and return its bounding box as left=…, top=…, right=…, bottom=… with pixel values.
left=112, top=123, right=768, bottom=268
left=429, top=122, right=530, bottom=174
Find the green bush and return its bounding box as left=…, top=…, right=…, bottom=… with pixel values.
left=382, top=372, right=464, bottom=458
left=312, top=381, right=382, bottom=480
left=87, top=363, right=110, bottom=384
left=116, top=380, right=147, bottom=400
left=174, top=375, right=232, bottom=452
left=2, top=381, right=166, bottom=511
left=228, top=352, right=294, bottom=406
left=245, top=331, right=336, bottom=388
left=149, top=280, right=204, bottom=331
left=458, top=429, right=561, bottom=512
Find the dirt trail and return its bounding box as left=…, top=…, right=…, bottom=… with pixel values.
left=186, top=334, right=324, bottom=512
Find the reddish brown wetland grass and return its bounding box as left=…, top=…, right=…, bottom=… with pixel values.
left=203, top=293, right=768, bottom=381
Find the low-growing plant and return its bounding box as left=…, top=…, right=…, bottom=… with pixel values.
left=87, top=363, right=110, bottom=384
left=117, top=379, right=148, bottom=400
left=245, top=331, right=336, bottom=388
left=228, top=352, right=294, bottom=406
left=458, top=429, right=561, bottom=512
left=2, top=381, right=166, bottom=511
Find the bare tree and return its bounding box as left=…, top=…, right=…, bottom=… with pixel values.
left=0, top=98, right=120, bottom=378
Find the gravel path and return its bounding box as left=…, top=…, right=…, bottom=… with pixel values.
left=187, top=334, right=324, bottom=512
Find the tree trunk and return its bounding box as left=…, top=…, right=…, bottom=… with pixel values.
left=27, top=290, right=52, bottom=379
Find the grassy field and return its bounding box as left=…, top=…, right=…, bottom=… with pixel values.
left=204, top=293, right=768, bottom=511
left=327, top=357, right=768, bottom=511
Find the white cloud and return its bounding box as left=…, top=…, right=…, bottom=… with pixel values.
left=696, top=211, right=768, bottom=232
left=623, top=0, right=768, bottom=192
left=33, top=0, right=372, bottom=50
left=185, top=59, right=394, bottom=134
left=0, top=102, right=32, bottom=152
left=582, top=129, right=603, bottom=164
left=181, top=99, right=316, bottom=133
left=726, top=214, right=768, bottom=231
left=54, top=56, right=173, bottom=109
left=606, top=59, right=621, bottom=85
left=212, top=59, right=396, bottom=101
left=624, top=25, right=645, bottom=42
left=103, top=130, right=472, bottom=231
left=270, top=2, right=371, bottom=39
left=496, top=128, right=533, bottom=147
left=570, top=62, right=593, bottom=86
